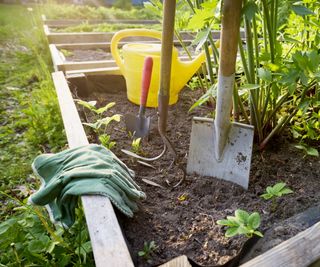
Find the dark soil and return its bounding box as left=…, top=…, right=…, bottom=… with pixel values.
left=71, top=78, right=320, bottom=267
left=63, top=49, right=113, bottom=62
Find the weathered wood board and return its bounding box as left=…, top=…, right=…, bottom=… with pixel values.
left=240, top=221, right=320, bottom=267
left=52, top=71, right=134, bottom=267
left=159, top=255, right=192, bottom=267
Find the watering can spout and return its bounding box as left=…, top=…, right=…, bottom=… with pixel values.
left=176, top=51, right=206, bottom=90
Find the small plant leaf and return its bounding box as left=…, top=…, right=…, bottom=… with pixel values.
left=273, top=182, right=286, bottom=193
left=225, top=227, right=239, bottom=237
left=83, top=122, right=98, bottom=130
left=217, top=219, right=237, bottom=227
left=138, top=251, right=146, bottom=257
left=260, top=193, right=273, bottom=200
left=258, top=67, right=272, bottom=82
left=235, top=209, right=249, bottom=224
left=76, top=99, right=97, bottom=111
left=239, top=84, right=260, bottom=91
left=280, top=188, right=294, bottom=195
left=266, top=186, right=276, bottom=195
left=242, top=1, right=258, bottom=21
left=96, top=102, right=116, bottom=114
left=253, top=231, right=264, bottom=237
left=306, top=147, right=319, bottom=157
left=291, top=4, right=315, bottom=16
left=248, top=212, right=261, bottom=229
left=226, top=216, right=240, bottom=226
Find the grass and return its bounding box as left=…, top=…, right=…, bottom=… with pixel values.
left=0, top=4, right=66, bottom=220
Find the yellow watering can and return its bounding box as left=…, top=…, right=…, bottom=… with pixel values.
left=111, top=29, right=207, bottom=107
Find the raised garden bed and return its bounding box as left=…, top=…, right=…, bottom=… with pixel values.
left=54, top=69, right=320, bottom=266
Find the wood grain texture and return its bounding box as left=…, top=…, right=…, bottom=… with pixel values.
left=52, top=71, right=134, bottom=267
left=65, top=66, right=121, bottom=78
left=49, top=44, right=64, bottom=72
left=159, top=255, right=192, bottom=267
left=61, top=60, right=116, bottom=71
left=240, top=221, right=320, bottom=267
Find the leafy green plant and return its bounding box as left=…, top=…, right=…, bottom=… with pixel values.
left=131, top=138, right=142, bottom=154
left=0, top=193, right=94, bottom=266
left=76, top=100, right=121, bottom=150
left=260, top=182, right=293, bottom=200
left=295, top=143, right=319, bottom=157
left=236, top=0, right=320, bottom=149
left=138, top=241, right=158, bottom=263
left=55, top=22, right=161, bottom=33
left=42, top=4, right=155, bottom=20
left=217, top=209, right=263, bottom=238
left=260, top=182, right=293, bottom=212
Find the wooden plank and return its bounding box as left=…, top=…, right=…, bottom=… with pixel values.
left=240, top=221, right=320, bottom=267
left=56, top=42, right=112, bottom=50
left=43, top=18, right=159, bottom=27
left=55, top=39, right=191, bottom=50
left=45, top=29, right=246, bottom=45
left=159, top=255, right=192, bottom=267
left=43, top=24, right=50, bottom=36
left=60, top=60, right=117, bottom=72
left=47, top=32, right=112, bottom=44
left=49, top=44, right=64, bottom=72
left=66, top=66, right=121, bottom=77
left=52, top=71, right=134, bottom=267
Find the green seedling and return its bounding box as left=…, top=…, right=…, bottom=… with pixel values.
left=138, top=241, right=157, bottom=263
left=131, top=138, right=142, bottom=154
left=261, top=182, right=293, bottom=212
left=76, top=100, right=121, bottom=150
left=99, top=134, right=116, bottom=150
left=60, top=49, right=74, bottom=57
left=217, top=209, right=263, bottom=238
left=260, top=182, right=294, bottom=200
left=294, top=143, right=319, bottom=157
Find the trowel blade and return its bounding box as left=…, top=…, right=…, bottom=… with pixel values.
left=124, top=114, right=150, bottom=138
left=187, top=117, right=254, bottom=189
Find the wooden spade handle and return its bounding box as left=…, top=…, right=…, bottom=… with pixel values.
left=140, top=57, right=153, bottom=107
left=219, top=0, right=243, bottom=76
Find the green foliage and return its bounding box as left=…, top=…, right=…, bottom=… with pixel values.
left=42, top=4, right=154, bottom=20
left=131, top=138, right=142, bottom=154
left=0, top=5, right=66, bottom=221
left=295, top=143, right=319, bottom=157
left=113, top=0, right=133, bottom=10
left=0, top=194, right=94, bottom=266
left=138, top=240, right=158, bottom=263
left=55, top=22, right=161, bottom=33
left=217, top=209, right=263, bottom=238
left=260, top=182, right=294, bottom=200
left=232, top=0, right=320, bottom=150
left=76, top=100, right=121, bottom=150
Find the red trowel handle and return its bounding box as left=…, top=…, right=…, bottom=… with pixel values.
left=140, top=57, right=153, bottom=108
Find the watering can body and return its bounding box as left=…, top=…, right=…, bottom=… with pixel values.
left=111, top=29, right=206, bottom=107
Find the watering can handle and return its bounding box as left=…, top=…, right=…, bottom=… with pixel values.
left=110, top=29, right=162, bottom=75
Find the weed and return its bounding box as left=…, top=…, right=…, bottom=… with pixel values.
left=217, top=209, right=263, bottom=238
left=76, top=99, right=121, bottom=150
left=138, top=240, right=158, bottom=263
left=131, top=138, right=142, bottom=154
left=261, top=182, right=294, bottom=200
left=0, top=193, right=94, bottom=266
left=261, top=182, right=293, bottom=212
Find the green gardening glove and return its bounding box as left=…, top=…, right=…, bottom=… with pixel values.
left=29, top=144, right=146, bottom=227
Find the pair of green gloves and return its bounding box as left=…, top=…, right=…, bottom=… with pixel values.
left=29, top=144, right=146, bottom=227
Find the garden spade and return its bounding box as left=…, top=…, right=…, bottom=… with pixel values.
left=125, top=56, right=153, bottom=138
left=187, top=0, right=254, bottom=189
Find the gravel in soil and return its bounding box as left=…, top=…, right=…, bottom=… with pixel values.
left=72, top=80, right=320, bottom=267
